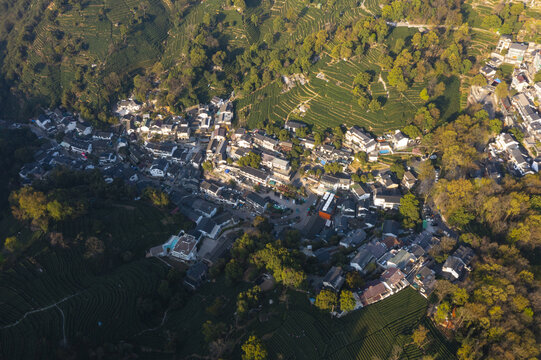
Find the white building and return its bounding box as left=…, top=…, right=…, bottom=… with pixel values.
left=170, top=234, right=199, bottom=261
left=505, top=43, right=528, bottom=64
left=495, top=133, right=519, bottom=151
left=115, top=99, right=141, bottom=117
left=391, top=130, right=409, bottom=150
left=345, top=126, right=377, bottom=153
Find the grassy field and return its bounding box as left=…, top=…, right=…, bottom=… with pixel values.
left=0, top=202, right=182, bottom=359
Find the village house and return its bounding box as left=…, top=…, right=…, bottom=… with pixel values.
left=511, top=72, right=530, bottom=92
left=252, top=132, right=279, bottom=151
left=345, top=126, right=377, bottom=153
left=145, top=142, right=178, bottom=158
left=184, top=262, right=208, bottom=290
left=75, top=121, right=93, bottom=136
left=360, top=282, right=391, bottom=306
left=442, top=245, right=475, bottom=280
left=300, top=138, right=316, bottom=149
left=338, top=198, right=356, bottom=218
left=381, top=267, right=409, bottom=293
left=215, top=102, right=234, bottom=126
left=391, top=130, right=409, bottom=150
left=99, top=152, right=117, bottom=165
left=177, top=126, right=192, bottom=140
left=480, top=65, right=497, bottom=79
left=237, top=166, right=269, bottom=185
left=350, top=183, right=370, bottom=201
left=408, top=265, right=436, bottom=298
left=93, top=131, right=114, bottom=141
left=246, top=192, right=269, bottom=213
left=284, top=120, right=307, bottom=133
left=401, top=171, right=417, bottom=190
left=322, top=266, right=345, bottom=291
left=320, top=174, right=351, bottom=191
left=192, top=198, right=218, bottom=218
left=508, top=147, right=532, bottom=175
left=196, top=217, right=221, bottom=239
left=115, top=99, right=141, bottom=116
left=350, top=242, right=386, bottom=274
left=149, top=158, right=169, bottom=177
left=200, top=180, right=223, bottom=198
left=373, top=192, right=401, bottom=210
left=496, top=35, right=512, bottom=53
left=339, top=228, right=366, bottom=248
left=60, top=137, right=92, bottom=154
left=496, top=133, right=519, bottom=151
left=382, top=220, right=401, bottom=238
left=385, top=249, right=416, bottom=271
left=506, top=43, right=528, bottom=64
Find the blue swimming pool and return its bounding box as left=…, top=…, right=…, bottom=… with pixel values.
left=162, top=236, right=179, bottom=251
left=379, top=150, right=390, bottom=154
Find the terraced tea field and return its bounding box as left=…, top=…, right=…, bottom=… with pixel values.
left=237, top=47, right=426, bottom=134
left=258, top=288, right=457, bottom=360
left=0, top=203, right=183, bottom=360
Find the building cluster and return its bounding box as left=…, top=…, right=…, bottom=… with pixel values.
left=25, top=109, right=140, bottom=185
left=316, top=219, right=474, bottom=309
left=22, top=89, right=473, bottom=305
left=480, top=36, right=541, bottom=174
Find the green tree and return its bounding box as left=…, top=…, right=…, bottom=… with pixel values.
left=202, top=320, right=226, bottom=343
left=225, top=259, right=244, bottom=283
left=390, top=161, right=405, bottom=180
left=242, top=335, right=267, bottom=360
left=357, top=94, right=369, bottom=109
left=202, top=161, right=213, bottom=172
left=399, top=193, right=420, bottom=228
left=471, top=74, right=487, bottom=87
left=419, top=88, right=429, bottom=101
left=315, top=289, right=337, bottom=311
left=10, top=187, right=47, bottom=221
left=494, top=82, right=508, bottom=99
left=434, top=302, right=450, bottom=323
left=402, top=125, right=422, bottom=139
left=488, top=118, right=502, bottom=135
left=46, top=200, right=73, bottom=221
left=345, top=271, right=364, bottom=290
left=412, top=325, right=428, bottom=349
left=353, top=72, right=371, bottom=88
left=234, top=0, right=246, bottom=12
left=4, top=236, right=20, bottom=252
left=143, top=188, right=169, bottom=207
left=368, top=99, right=382, bottom=111
left=190, top=47, right=207, bottom=67
left=339, top=290, right=356, bottom=311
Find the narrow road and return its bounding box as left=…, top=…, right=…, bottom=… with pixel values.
left=1, top=291, right=83, bottom=330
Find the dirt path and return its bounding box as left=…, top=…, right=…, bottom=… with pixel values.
left=393, top=21, right=494, bottom=35
left=286, top=93, right=320, bottom=121
left=378, top=73, right=389, bottom=97
left=1, top=291, right=83, bottom=330
left=134, top=309, right=170, bottom=336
